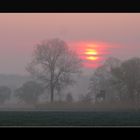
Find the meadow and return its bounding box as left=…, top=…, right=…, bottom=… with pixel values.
left=0, top=111, right=140, bottom=127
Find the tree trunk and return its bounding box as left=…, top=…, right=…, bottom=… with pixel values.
left=50, top=86, right=54, bottom=103
left=50, top=68, right=54, bottom=103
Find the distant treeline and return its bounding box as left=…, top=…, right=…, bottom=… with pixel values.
left=0, top=38, right=140, bottom=109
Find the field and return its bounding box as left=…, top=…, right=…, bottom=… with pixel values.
left=0, top=111, right=140, bottom=126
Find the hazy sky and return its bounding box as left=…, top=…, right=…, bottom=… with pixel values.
left=0, top=13, right=140, bottom=75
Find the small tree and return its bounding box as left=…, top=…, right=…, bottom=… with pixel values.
left=66, top=92, right=73, bottom=103
left=0, top=86, right=11, bottom=104
left=27, top=38, right=82, bottom=102
left=15, top=81, right=44, bottom=104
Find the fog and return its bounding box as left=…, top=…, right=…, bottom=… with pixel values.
left=0, top=13, right=140, bottom=111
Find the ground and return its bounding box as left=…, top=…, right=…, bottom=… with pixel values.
left=0, top=111, right=140, bottom=126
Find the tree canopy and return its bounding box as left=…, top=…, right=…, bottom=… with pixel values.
left=27, top=38, right=82, bottom=102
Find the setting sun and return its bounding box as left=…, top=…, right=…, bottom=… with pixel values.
left=70, top=41, right=107, bottom=68
left=86, top=56, right=99, bottom=60
left=84, top=47, right=99, bottom=61
left=85, top=49, right=98, bottom=55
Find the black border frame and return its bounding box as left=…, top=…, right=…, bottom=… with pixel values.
left=0, top=0, right=140, bottom=129
left=0, top=0, right=140, bottom=12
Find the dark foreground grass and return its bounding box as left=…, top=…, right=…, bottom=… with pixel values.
left=0, top=111, right=140, bottom=126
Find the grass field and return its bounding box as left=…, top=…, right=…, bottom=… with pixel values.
left=0, top=111, right=140, bottom=126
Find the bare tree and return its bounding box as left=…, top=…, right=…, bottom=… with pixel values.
left=0, top=86, right=11, bottom=104
left=27, top=38, right=82, bottom=102
left=66, top=92, right=73, bottom=103
left=89, top=57, right=122, bottom=103
left=15, top=81, right=44, bottom=104
left=111, top=57, right=140, bottom=104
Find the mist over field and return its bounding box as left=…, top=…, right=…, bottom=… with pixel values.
left=1, top=13, right=140, bottom=126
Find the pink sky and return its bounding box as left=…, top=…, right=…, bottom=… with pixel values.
left=0, top=13, right=140, bottom=75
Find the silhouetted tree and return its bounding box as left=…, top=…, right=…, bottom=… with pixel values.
left=27, top=38, right=82, bottom=102
left=111, top=57, right=140, bottom=103
left=66, top=92, right=73, bottom=103
left=89, top=57, right=122, bottom=102
left=15, top=81, right=44, bottom=104
left=0, top=86, right=11, bottom=104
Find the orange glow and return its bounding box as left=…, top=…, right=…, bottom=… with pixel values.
left=87, top=44, right=97, bottom=48
left=69, top=41, right=109, bottom=68
left=86, top=56, right=99, bottom=61
left=84, top=45, right=99, bottom=61
left=85, top=49, right=98, bottom=55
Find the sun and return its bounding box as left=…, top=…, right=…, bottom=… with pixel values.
left=69, top=41, right=108, bottom=68
left=85, top=49, right=98, bottom=55
left=84, top=47, right=99, bottom=61
left=86, top=56, right=98, bottom=60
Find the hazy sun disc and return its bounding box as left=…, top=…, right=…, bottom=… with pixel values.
left=84, top=47, right=99, bottom=61
left=69, top=41, right=110, bottom=68
left=85, top=49, right=98, bottom=55
left=86, top=56, right=99, bottom=60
